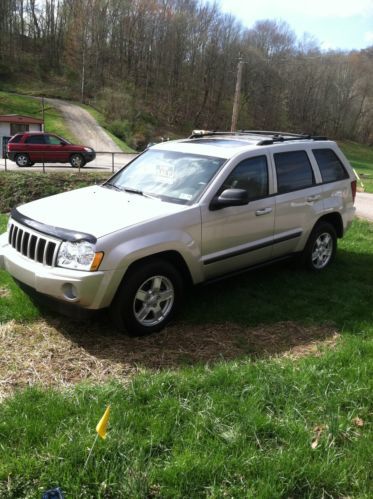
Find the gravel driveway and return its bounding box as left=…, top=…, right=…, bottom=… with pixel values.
left=45, top=98, right=122, bottom=152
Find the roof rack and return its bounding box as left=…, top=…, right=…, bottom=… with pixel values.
left=189, top=130, right=233, bottom=138
left=189, top=129, right=328, bottom=144
left=257, top=134, right=328, bottom=145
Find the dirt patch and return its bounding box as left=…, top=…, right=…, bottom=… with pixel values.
left=0, top=288, right=11, bottom=298
left=0, top=319, right=339, bottom=400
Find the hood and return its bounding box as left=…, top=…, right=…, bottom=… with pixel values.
left=15, top=185, right=188, bottom=239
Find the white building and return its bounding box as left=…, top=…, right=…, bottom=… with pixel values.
left=0, top=115, right=44, bottom=158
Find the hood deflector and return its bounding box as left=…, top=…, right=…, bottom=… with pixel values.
left=11, top=208, right=97, bottom=243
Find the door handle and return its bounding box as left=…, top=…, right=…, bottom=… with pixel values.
left=306, top=195, right=321, bottom=202
left=255, top=207, right=272, bottom=216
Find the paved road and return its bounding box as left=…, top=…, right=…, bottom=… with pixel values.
left=0, top=153, right=137, bottom=173
left=355, top=192, right=373, bottom=222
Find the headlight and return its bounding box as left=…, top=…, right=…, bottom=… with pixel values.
left=84, top=147, right=93, bottom=152
left=57, top=241, right=103, bottom=271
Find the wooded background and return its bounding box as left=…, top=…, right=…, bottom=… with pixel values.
left=1, top=0, right=372, bottom=145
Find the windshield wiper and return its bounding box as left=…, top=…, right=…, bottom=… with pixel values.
left=123, top=187, right=159, bottom=200
left=104, top=182, right=123, bottom=192
left=123, top=187, right=145, bottom=196
left=104, top=183, right=159, bottom=200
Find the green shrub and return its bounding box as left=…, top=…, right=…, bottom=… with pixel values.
left=0, top=172, right=110, bottom=213
left=108, top=119, right=132, bottom=142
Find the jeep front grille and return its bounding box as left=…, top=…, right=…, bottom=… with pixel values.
left=8, top=221, right=61, bottom=267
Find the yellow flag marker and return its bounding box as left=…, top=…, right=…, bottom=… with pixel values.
left=96, top=405, right=111, bottom=439
left=84, top=405, right=111, bottom=470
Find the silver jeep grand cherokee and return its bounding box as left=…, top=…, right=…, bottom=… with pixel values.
left=0, top=131, right=356, bottom=335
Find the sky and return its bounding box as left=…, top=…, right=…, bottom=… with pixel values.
left=218, top=0, right=373, bottom=51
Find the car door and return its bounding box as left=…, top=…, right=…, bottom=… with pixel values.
left=24, top=134, right=47, bottom=161
left=271, top=149, right=323, bottom=258
left=44, top=134, right=68, bottom=162
left=200, top=155, right=275, bottom=280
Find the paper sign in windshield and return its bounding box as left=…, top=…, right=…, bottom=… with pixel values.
left=156, top=163, right=175, bottom=183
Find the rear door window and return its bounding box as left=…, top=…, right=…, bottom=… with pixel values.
left=25, top=135, right=46, bottom=144
left=274, top=150, right=314, bottom=194
left=313, top=149, right=349, bottom=182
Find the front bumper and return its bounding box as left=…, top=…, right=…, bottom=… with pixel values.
left=82, top=151, right=96, bottom=163
left=0, top=232, right=117, bottom=310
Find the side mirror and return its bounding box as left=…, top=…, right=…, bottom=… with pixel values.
left=210, top=188, right=249, bottom=211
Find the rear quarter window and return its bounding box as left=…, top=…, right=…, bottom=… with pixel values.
left=313, top=149, right=349, bottom=182
left=9, top=135, right=22, bottom=143
left=274, top=150, right=315, bottom=194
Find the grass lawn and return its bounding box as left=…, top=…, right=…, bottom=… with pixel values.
left=339, top=140, right=373, bottom=193
left=0, top=213, right=372, bottom=497
left=0, top=91, right=77, bottom=143
left=0, top=339, right=371, bottom=498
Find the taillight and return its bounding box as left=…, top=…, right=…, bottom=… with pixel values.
left=351, top=180, right=357, bottom=203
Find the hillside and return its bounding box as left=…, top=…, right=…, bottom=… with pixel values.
left=0, top=91, right=76, bottom=143
left=0, top=91, right=133, bottom=152
left=1, top=2, right=372, bottom=145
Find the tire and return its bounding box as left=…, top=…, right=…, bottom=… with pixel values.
left=70, top=153, right=85, bottom=168
left=303, top=222, right=337, bottom=271
left=110, top=259, right=183, bottom=336
left=15, top=153, right=31, bottom=167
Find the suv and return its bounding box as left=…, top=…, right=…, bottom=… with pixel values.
left=7, top=132, right=96, bottom=168
left=0, top=131, right=356, bottom=335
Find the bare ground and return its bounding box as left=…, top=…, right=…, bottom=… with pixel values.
left=0, top=318, right=339, bottom=400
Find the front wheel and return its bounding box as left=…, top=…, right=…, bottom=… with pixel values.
left=110, top=259, right=183, bottom=336
left=15, top=153, right=31, bottom=167
left=70, top=153, right=85, bottom=168
left=303, top=222, right=337, bottom=271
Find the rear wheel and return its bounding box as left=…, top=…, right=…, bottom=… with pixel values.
left=70, top=153, right=85, bottom=168
left=110, top=259, right=183, bottom=336
left=15, top=153, right=31, bottom=167
left=303, top=222, right=337, bottom=271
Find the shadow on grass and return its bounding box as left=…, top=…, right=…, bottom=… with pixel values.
left=36, top=246, right=372, bottom=370
left=45, top=314, right=338, bottom=370
left=15, top=246, right=373, bottom=371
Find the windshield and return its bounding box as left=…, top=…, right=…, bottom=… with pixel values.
left=107, top=149, right=225, bottom=204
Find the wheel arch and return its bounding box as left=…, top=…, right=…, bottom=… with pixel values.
left=314, top=212, right=343, bottom=238
left=124, top=250, right=193, bottom=288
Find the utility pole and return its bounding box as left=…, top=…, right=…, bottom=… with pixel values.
left=41, top=96, right=45, bottom=131
left=81, top=44, right=85, bottom=103
left=231, top=57, right=244, bottom=132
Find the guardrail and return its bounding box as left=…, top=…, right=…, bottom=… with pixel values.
left=1, top=150, right=138, bottom=173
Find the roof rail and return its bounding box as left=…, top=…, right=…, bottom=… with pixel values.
left=257, top=135, right=328, bottom=145
left=189, top=130, right=233, bottom=138
left=238, top=130, right=309, bottom=137
left=188, top=129, right=329, bottom=143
